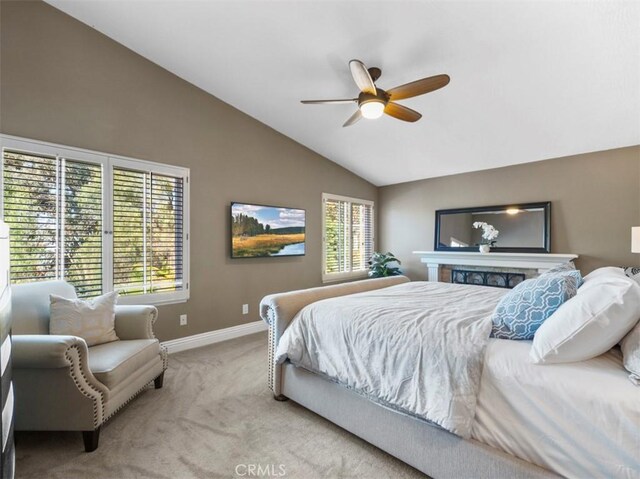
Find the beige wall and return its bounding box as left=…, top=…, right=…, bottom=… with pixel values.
left=379, top=146, right=640, bottom=280
left=0, top=1, right=377, bottom=341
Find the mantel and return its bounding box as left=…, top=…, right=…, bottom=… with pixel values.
left=412, top=251, right=578, bottom=282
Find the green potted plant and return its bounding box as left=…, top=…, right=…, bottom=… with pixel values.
left=368, top=252, right=402, bottom=278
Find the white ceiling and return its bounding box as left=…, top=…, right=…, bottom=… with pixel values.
left=46, top=0, right=640, bottom=186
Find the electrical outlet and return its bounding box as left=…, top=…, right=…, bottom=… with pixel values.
left=180, top=314, right=188, bottom=326
left=242, top=304, right=249, bottom=315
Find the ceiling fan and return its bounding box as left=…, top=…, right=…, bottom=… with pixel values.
left=301, top=59, right=450, bottom=127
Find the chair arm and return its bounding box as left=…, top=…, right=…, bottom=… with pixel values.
left=13, top=335, right=89, bottom=369
left=114, top=305, right=158, bottom=340
left=12, top=334, right=108, bottom=430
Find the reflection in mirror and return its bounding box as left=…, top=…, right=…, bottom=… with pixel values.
left=435, top=202, right=550, bottom=253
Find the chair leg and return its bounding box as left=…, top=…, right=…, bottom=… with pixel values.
left=154, top=371, right=165, bottom=389
left=82, top=427, right=100, bottom=452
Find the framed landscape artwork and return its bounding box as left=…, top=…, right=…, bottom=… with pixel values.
left=231, top=202, right=306, bottom=258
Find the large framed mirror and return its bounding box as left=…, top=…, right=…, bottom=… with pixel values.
left=434, top=202, right=551, bottom=253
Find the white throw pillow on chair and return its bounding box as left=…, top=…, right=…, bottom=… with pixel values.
left=49, top=291, right=119, bottom=346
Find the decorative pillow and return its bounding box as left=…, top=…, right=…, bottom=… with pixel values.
left=491, top=271, right=581, bottom=340
left=530, top=267, right=640, bottom=364
left=624, top=266, right=640, bottom=286
left=620, top=323, right=640, bottom=385
left=542, top=262, right=576, bottom=275
left=49, top=292, right=119, bottom=347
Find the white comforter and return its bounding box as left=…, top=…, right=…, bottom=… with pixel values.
left=275, top=281, right=507, bottom=438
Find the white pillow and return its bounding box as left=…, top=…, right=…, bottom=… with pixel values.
left=530, top=267, right=640, bottom=364
left=583, top=266, right=625, bottom=280
left=620, top=323, right=640, bottom=385
left=49, top=291, right=119, bottom=347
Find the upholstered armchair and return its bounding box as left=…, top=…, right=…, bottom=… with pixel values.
left=11, top=281, right=167, bottom=452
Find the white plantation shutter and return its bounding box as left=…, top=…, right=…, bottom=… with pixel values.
left=1, top=135, right=189, bottom=305
left=2, top=149, right=103, bottom=298
left=351, top=202, right=374, bottom=272
left=113, top=167, right=185, bottom=298
left=113, top=168, right=146, bottom=295
left=323, top=198, right=350, bottom=274
left=322, top=193, right=374, bottom=282
left=61, top=158, right=103, bottom=297
left=3, top=151, right=59, bottom=284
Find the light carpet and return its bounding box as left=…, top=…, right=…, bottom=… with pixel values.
left=15, top=332, right=426, bottom=479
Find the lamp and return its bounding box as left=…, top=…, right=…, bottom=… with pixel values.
left=359, top=100, right=385, bottom=119
left=633, top=227, right=640, bottom=253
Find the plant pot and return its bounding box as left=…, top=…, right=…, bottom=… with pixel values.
left=479, top=244, right=490, bottom=254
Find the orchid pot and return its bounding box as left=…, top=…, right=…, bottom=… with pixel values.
left=473, top=222, right=499, bottom=254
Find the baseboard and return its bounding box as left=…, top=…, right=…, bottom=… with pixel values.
left=161, top=320, right=267, bottom=354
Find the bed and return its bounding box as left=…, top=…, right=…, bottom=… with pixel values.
left=260, top=276, right=640, bottom=479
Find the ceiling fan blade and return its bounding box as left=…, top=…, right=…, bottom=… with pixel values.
left=368, top=67, right=382, bottom=82
left=349, top=59, right=376, bottom=95
left=301, top=99, right=357, bottom=105
left=387, top=74, right=450, bottom=100
left=343, top=109, right=363, bottom=127
left=384, top=102, right=422, bottom=122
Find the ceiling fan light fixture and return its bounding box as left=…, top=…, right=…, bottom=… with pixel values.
left=300, top=59, right=449, bottom=127
left=359, top=100, right=385, bottom=119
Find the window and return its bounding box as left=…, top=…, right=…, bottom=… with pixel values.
left=1, top=135, right=189, bottom=305
left=449, top=237, right=469, bottom=247
left=112, top=165, right=185, bottom=297
left=322, top=193, right=374, bottom=282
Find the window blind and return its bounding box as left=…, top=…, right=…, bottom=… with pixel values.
left=323, top=194, right=374, bottom=281
left=61, top=158, right=103, bottom=297
left=113, top=167, right=184, bottom=297
left=2, top=135, right=190, bottom=305
left=351, top=201, right=374, bottom=272
left=324, top=198, right=350, bottom=274
left=2, top=150, right=103, bottom=297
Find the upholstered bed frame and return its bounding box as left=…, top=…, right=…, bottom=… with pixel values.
left=260, top=276, right=560, bottom=479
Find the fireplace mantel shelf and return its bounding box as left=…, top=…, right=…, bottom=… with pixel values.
left=412, top=251, right=578, bottom=282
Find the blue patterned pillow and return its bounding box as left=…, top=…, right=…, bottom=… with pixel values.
left=543, top=262, right=576, bottom=275
left=547, top=268, right=584, bottom=288
left=491, top=271, right=582, bottom=340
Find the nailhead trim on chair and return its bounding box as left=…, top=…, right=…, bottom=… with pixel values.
left=265, top=305, right=276, bottom=393
left=64, top=345, right=105, bottom=429
left=96, top=344, right=168, bottom=424
left=148, top=308, right=159, bottom=339
left=160, top=344, right=169, bottom=371
left=103, top=381, right=154, bottom=422
left=92, top=348, right=168, bottom=424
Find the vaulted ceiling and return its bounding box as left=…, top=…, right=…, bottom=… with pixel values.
left=46, top=1, right=640, bottom=186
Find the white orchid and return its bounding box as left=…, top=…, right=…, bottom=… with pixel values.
left=473, top=222, right=499, bottom=245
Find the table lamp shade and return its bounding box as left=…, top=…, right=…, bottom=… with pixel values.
left=633, top=227, right=640, bottom=253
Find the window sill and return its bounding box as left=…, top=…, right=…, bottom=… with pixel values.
left=322, top=271, right=369, bottom=284
left=117, top=292, right=190, bottom=307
